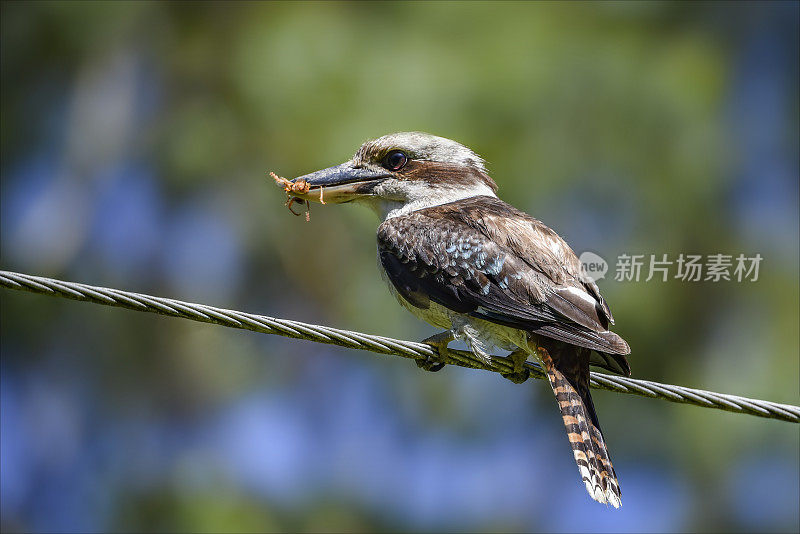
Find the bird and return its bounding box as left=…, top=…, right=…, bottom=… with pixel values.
left=282, top=132, right=631, bottom=507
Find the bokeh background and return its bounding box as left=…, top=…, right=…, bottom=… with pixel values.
left=1, top=1, right=798, bottom=532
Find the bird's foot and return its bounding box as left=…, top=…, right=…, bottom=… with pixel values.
left=501, top=349, right=531, bottom=384
left=417, top=331, right=455, bottom=373
left=501, top=371, right=530, bottom=384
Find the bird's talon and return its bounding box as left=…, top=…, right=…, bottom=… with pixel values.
left=416, top=331, right=455, bottom=373
left=501, top=370, right=530, bottom=384
left=415, top=357, right=446, bottom=373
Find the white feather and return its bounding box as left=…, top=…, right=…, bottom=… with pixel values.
left=367, top=181, right=497, bottom=221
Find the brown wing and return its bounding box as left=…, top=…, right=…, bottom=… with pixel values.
left=449, top=196, right=618, bottom=332
left=378, top=197, right=630, bottom=358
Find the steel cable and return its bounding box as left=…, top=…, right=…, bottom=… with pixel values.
left=1, top=270, right=797, bottom=423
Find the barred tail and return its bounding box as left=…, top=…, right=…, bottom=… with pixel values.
left=539, top=343, right=622, bottom=508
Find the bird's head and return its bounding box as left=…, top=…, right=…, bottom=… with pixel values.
left=288, top=132, right=498, bottom=219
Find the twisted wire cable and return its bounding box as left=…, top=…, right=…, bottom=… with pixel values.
left=1, top=269, right=798, bottom=423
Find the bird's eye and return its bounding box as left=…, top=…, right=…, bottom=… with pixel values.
left=383, top=150, right=408, bottom=171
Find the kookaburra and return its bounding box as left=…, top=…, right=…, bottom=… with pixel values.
left=282, top=132, right=631, bottom=507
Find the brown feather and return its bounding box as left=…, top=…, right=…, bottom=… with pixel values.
left=538, top=339, right=622, bottom=507
left=378, top=197, right=630, bottom=356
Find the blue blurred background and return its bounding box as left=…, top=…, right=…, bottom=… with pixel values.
left=1, top=1, right=798, bottom=532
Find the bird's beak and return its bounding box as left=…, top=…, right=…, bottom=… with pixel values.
left=289, top=162, right=390, bottom=204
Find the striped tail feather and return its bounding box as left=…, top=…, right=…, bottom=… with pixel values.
left=538, top=342, right=622, bottom=508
